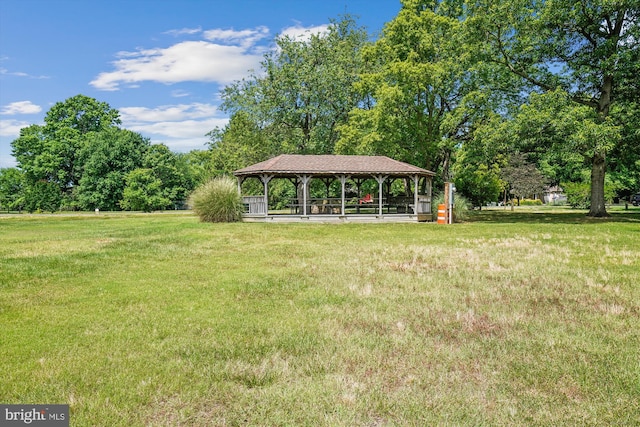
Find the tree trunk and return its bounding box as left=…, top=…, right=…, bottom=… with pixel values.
left=588, top=152, right=608, bottom=217
left=441, top=150, right=452, bottom=182
left=587, top=72, right=613, bottom=218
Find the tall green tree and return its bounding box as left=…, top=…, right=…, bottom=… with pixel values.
left=0, top=168, right=25, bottom=212
left=11, top=94, right=122, bottom=206
left=142, top=144, right=191, bottom=208
left=75, top=128, right=150, bottom=210
left=607, top=101, right=640, bottom=200
left=452, top=114, right=506, bottom=207
left=206, top=111, right=275, bottom=174
left=219, top=15, right=369, bottom=157
left=120, top=168, right=170, bottom=212
left=336, top=0, right=515, bottom=184
left=179, top=150, right=217, bottom=187
left=23, top=180, right=61, bottom=213
left=465, top=0, right=640, bottom=216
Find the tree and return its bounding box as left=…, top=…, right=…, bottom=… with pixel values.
left=498, top=89, right=621, bottom=205
left=142, top=144, right=191, bottom=208
left=501, top=152, right=546, bottom=205
left=23, top=180, right=61, bottom=213
left=219, top=15, right=369, bottom=156
left=178, top=150, right=217, bottom=188
left=44, top=94, right=121, bottom=134
left=207, top=111, right=275, bottom=174
left=335, top=0, right=518, bottom=186
left=120, top=169, right=170, bottom=212
left=454, top=163, right=503, bottom=209
left=11, top=125, right=54, bottom=186
left=0, top=168, right=25, bottom=212
left=607, top=101, right=640, bottom=200
left=75, top=128, right=150, bottom=211
left=452, top=114, right=506, bottom=208
left=11, top=95, right=122, bottom=207
left=465, top=0, right=640, bottom=216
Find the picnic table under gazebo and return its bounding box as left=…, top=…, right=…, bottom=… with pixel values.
left=233, top=154, right=436, bottom=222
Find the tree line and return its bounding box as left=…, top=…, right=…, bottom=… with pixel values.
left=211, top=0, right=639, bottom=216
left=2, top=0, right=639, bottom=215
left=1, top=95, right=214, bottom=212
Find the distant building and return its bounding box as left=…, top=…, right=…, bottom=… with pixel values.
left=543, top=186, right=567, bottom=204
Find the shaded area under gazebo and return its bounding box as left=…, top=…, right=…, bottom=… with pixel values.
left=233, top=155, right=436, bottom=222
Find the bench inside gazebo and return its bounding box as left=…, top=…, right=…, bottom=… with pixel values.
left=233, top=155, right=435, bottom=222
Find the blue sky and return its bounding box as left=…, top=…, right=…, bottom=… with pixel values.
left=0, top=0, right=403, bottom=168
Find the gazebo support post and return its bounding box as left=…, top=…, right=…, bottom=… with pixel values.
left=298, top=175, right=311, bottom=217
left=236, top=177, right=245, bottom=195
left=375, top=175, right=387, bottom=217
left=413, top=175, right=419, bottom=216
left=259, top=174, right=273, bottom=217
left=339, top=175, right=349, bottom=216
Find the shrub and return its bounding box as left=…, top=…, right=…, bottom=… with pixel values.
left=431, top=193, right=471, bottom=222
left=563, top=181, right=590, bottom=208
left=563, top=178, right=619, bottom=209
left=189, top=176, right=244, bottom=223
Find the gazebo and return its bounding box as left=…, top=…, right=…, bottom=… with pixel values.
left=234, top=154, right=436, bottom=222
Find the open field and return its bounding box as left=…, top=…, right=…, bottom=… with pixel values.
left=1, top=208, right=639, bottom=425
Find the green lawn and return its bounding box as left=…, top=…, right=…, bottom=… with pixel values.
left=1, top=209, right=639, bottom=426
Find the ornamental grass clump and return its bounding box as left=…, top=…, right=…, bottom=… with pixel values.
left=189, top=176, right=244, bottom=222
left=431, top=192, right=471, bottom=222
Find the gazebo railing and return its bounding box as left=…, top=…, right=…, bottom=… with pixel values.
left=244, top=195, right=431, bottom=217
left=242, top=196, right=267, bottom=214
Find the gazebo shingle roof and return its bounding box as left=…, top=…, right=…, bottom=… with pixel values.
left=234, top=154, right=435, bottom=177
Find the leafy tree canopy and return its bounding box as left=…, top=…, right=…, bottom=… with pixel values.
left=219, top=15, right=370, bottom=158
left=120, top=168, right=171, bottom=212
left=0, top=168, right=25, bottom=211
left=11, top=95, right=122, bottom=199
left=75, top=128, right=150, bottom=211
left=464, top=0, right=639, bottom=216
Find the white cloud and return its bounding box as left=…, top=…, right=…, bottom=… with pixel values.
left=127, top=117, right=227, bottom=139
left=119, top=103, right=228, bottom=152
left=279, top=24, right=329, bottom=42
left=0, top=101, right=42, bottom=115
left=0, top=118, right=32, bottom=137
left=120, top=103, right=219, bottom=122
left=171, top=89, right=190, bottom=98
left=164, top=27, right=202, bottom=36
left=0, top=67, right=49, bottom=79
left=203, top=26, right=269, bottom=48
left=91, top=27, right=271, bottom=91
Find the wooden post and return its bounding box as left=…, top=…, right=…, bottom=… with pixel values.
left=444, top=182, right=454, bottom=224
left=339, top=175, right=349, bottom=216
left=426, top=176, right=432, bottom=215
left=299, top=175, right=311, bottom=216
left=260, top=174, right=273, bottom=217
left=413, top=175, right=419, bottom=217
left=236, top=177, right=244, bottom=195
left=375, top=175, right=387, bottom=217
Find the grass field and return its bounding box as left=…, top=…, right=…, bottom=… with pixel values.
left=1, top=208, right=639, bottom=426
